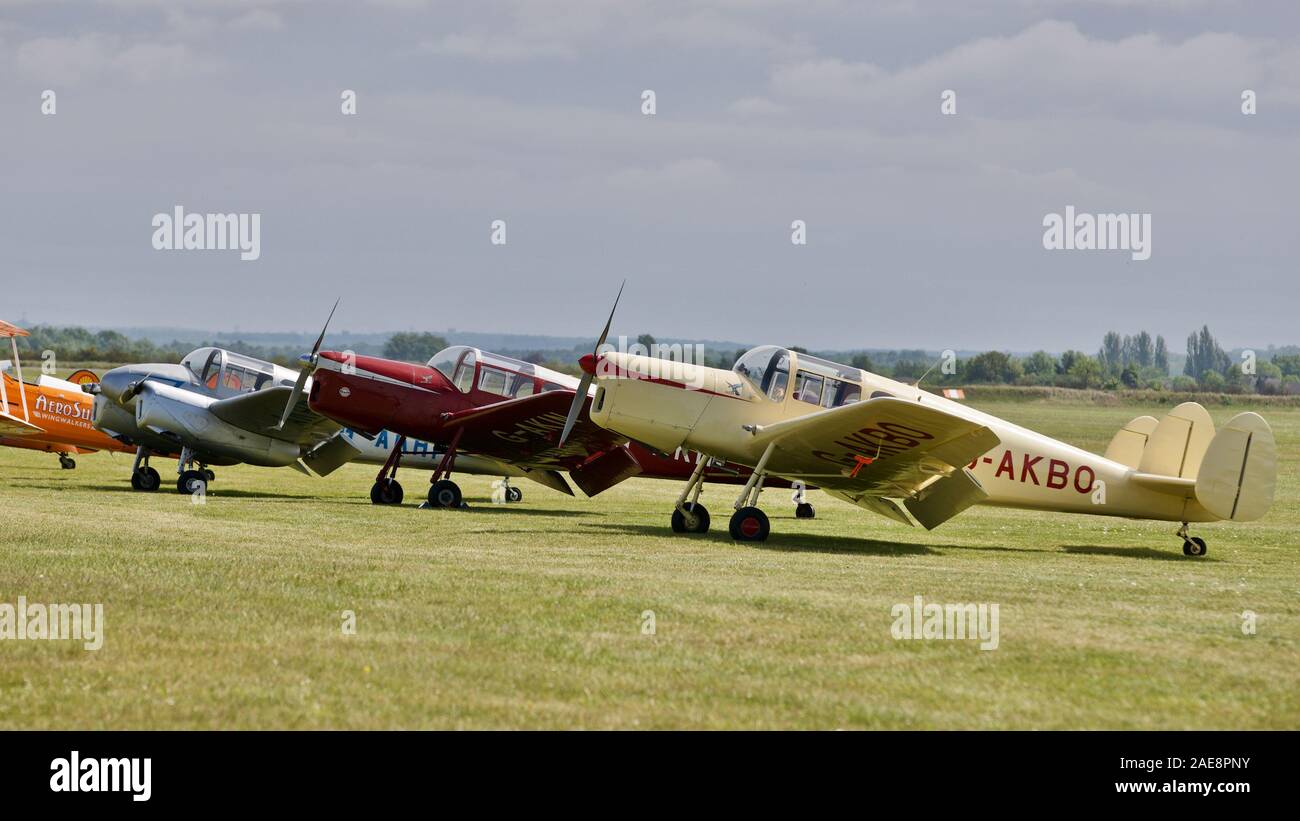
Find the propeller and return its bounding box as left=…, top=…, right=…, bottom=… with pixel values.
left=558, top=281, right=624, bottom=448
left=275, top=297, right=340, bottom=431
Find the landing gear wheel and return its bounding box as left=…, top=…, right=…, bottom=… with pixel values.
left=131, top=467, right=161, bottom=492
left=1183, top=537, right=1207, bottom=557
left=429, top=479, right=463, bottom=508
left=671, top=503, right=711, bottom=534
left=370, top=479, right=404, bottom=505
left=729, top=506, right=770, bottom=542
left=795, top=502, right=815, bottom=519
left=177, top=470, right=207, bottom=495
left=506, top=486, right=523, bottom=503
left=59, top=455, right=76, bottom=470
left=204, top=469, right=216, bottom=482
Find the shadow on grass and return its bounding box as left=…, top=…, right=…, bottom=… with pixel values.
left=418, top=504, right=603, bottom=518
left=1061, top=544, right=1214, bottom=562
left=579, top=521, right=939, bottom=556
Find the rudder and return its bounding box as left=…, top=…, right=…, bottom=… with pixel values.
left=1194, top=412, right=1276, bottom=522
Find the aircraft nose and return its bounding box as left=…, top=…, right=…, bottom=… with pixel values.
left=96, top=368, right=133, bottom=404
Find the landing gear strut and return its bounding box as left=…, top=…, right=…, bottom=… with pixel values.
left=176, top=446, right=209, bottom=495
left=728, top=442, right=776, bottom=543
left=670, top=455, right=711, bottom=533
left=1177, top=522, right=1207, bottom=557
left=129, top=446, right=161, bottom=492
left=370, top=435, right=406, bottom=505
left=502, top=479, right=523, bottom=503
left=58, top=453, right=76, bottom=470
left=425, top=428, right=465, bottom=508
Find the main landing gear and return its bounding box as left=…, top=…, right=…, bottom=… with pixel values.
left=667, top=446, right=804, bottom=542
left=500, top=478, right=523, bottom=503
left=1177, top=522, right=1208, bottom=557
left=129, top=446, right=162, bottom=492
left=370, top=435, right=407, bottom=505
left=176, top=446, right=211, bottom=495
left=58, top=453, right=76, bottom=470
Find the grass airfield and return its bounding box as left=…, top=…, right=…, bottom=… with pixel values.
left=1, top=398, right=1296, bottom=729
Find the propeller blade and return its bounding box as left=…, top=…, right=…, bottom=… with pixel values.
left=558, top=281, right=624, bottom=448
left=275, top=298, right=340, bottom=431
left=274, top=367, right=312, bottom=432
left=311, top=297, right=341, bottom=358
left=557, top=371, right=593, bottom=449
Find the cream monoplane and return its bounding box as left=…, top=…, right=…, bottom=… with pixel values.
left=561, top=327, right=1275, bottom=557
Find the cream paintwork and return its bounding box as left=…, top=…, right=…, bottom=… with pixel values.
left=587, top=348, right=1273, bottom=530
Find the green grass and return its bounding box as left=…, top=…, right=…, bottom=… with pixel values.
left=1, top=398, right=1296, bottom=729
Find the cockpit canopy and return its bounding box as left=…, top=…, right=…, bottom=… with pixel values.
left=427, top=345, right=579, bottom=398
left=732, top=345, right=864, bottom=407
left=180, top=347, right=295, bottom=397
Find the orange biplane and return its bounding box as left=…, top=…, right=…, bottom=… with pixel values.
left=0, top=320, right=134, bottom=469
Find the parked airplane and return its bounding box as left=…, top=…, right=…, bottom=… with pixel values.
left=564, top=311, right=1275, bottom=556
left=279, top=298, right=802, bottom=509
left=0, top=320, right=138, bottom=469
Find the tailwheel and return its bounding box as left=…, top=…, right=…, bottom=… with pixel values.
left=131, top=466, right=161, bottom=492
left=58, top=454, right=76, bottom=470
left=671, top=502, right=710, bottom=534
left=729, top=506, right=770, bottom=542
left=795, top=502, right=815, bottom=519
left=506, top=486, right=523, bottom=503
left=1183, top=537, right=1207, bottom=557
left=370, top=478, right=404, bottom=505
left=177, top=470, right=207, bottom=495
left=428, top=479, right=463, bottom=508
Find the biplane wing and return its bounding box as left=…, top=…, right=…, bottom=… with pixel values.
left=0, top=410, right=44, bottom=437
left=750, top=396, right=1001, bottom=528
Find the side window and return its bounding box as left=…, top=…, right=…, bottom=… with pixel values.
left=201, top=351, right=222, bottom=390
left=767, top=370, right=787, bottom=402
left=453, top=352, right=477, bottom=393
left=478, top=366, right=510, bottom=397
left=223, top=366, right=245, bottom=392
left=765, top=354, right=789, bottom=402
left=794, top=371, right=823, bottom=405
left=512, top=376, right=536, bottom=398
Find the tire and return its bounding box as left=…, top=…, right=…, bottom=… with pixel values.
left=671, top=503, right=711, bottom=534
left=204, top=469, right=216, bottom=482
left=1183, top=537, right=1207, bottom=557
left=729, top=506, right=770, bottom=542
left=177, top=470, right=207, bottom=495
left=428, top=479, right=463, bottom=508
left=370, top=479, right=404, bottom=505
left=59, top=456, right=76, bottom=470
left=131, top=467, right=161, bottom=492
left=795, top=503, right=815, bottom=519
left=506, top=486, right=523, bottom=503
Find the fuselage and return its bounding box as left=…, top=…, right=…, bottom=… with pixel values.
left=0, top=371, right=133, bottom=455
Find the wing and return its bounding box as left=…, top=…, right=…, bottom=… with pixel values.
left=750, top=397, right=1001, bottom=529
left=208, top=385, right=340, bottom=446
left=0, top=409, right=43, bottom=437
left=439, top=389, right=629, bottom=470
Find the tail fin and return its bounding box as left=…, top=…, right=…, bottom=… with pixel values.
left=1194, top=412, right=1276, bottom=522
left=1104, top=415, right=1159, bottom=468
left=1137, top=402, right=1214, bottom=479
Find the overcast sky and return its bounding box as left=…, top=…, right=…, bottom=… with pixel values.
left=2, top=0, right=1298, bottom=352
